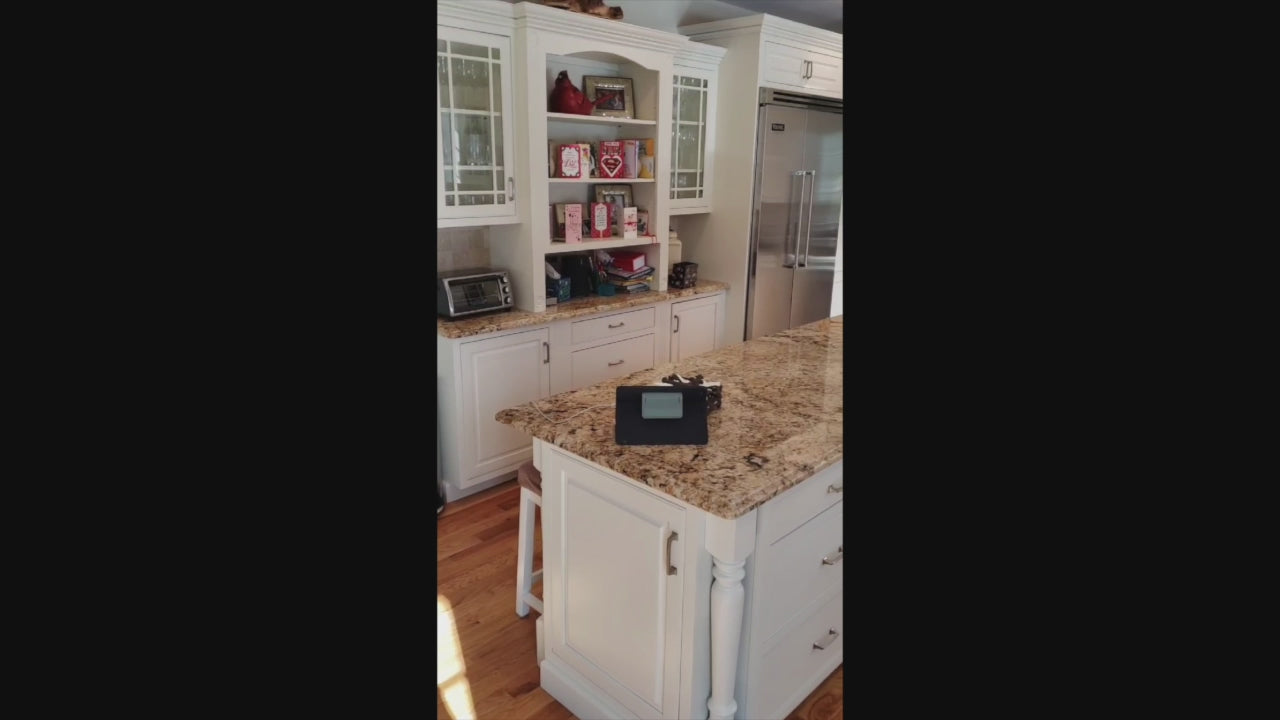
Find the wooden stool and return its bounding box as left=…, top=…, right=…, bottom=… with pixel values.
left=516, top=462, right=544, bottom=618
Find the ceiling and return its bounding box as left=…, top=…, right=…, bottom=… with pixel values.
left=715, top=0, right=842, bottom=33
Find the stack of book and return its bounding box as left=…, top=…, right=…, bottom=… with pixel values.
left=606, top=265, right=654, bottom=293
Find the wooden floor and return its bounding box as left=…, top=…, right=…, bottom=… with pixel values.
left=437, top=480, right=843, bottom=720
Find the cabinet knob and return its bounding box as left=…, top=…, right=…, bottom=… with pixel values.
left=812, top=629, right=839, bottom=650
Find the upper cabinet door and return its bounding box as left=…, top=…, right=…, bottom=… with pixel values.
left=669, top=68, right=717, bottom=214
left=438, top=28, right=518, bottom=226
left=761, top=41, right=842, bottom=98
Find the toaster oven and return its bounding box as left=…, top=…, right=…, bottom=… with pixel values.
left=437, top=268, right=514, bottom=318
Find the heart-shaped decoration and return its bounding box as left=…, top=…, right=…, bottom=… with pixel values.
left=600, top=155, right=622, bottom=177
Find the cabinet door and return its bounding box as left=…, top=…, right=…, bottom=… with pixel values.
left=542, top=449, right=685, bottom=720
left=670, top=68, right=717, bottom=214
left=670, top=295, right=721, bottom=362
left=437, top=28, right=518, bottom=224
left=458, top=328, right=550, bottom=485
left=761, top=41, right=842, bottom=98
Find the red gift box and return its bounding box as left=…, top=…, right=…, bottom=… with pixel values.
left=610, top=250, right=646, bottom=272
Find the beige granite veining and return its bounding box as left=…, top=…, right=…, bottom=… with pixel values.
left=496, top=316, right=843, bottom=519
left=437, top=280, right=730, bottom=339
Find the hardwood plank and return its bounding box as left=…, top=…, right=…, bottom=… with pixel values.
left=436, top=481, right=840, bottom=720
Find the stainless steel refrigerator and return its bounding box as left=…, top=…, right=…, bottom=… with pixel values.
left=745, top=89, right=843, bottom=340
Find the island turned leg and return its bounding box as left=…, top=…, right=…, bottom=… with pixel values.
left=708, top=556, right=746, bottom=720
left=704, top=509, right=756, bottom=720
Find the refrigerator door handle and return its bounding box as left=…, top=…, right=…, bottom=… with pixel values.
left=784, top=170, right=806, bottom=269
left=801, top=170, right=817, bottom=267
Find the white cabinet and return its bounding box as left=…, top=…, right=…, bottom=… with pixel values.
left=669, top=43, right=725, bottom=215
left=670, top=294, right=723, bottom=362
left=761, top=41, right=842, bottom=96
left=536, top=440, right=845, bottom=720
left=541, top=449, right=686, bottom=720
left=437, top=22, right=519, bottom=226
left=440, top=327, right=550, bottom=491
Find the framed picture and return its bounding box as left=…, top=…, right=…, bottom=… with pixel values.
left=583, top=76, right=635, bottom=119
left=595, top=184, right=633, bottom=232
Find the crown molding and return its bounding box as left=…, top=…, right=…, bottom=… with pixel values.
left=674, top=38, right=728, bottom=69
left=512, top=1, right=686, bottom=55
left=437, top=0, right=515, bottom=28
left=680, top=14, right=842, bottom=56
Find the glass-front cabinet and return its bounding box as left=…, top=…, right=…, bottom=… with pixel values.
left=669, top=58, right=721, bottom=214
left=437, top=27, right=518, bottom=226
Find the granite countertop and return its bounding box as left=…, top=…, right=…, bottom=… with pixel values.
left=496, top=316, right=843, bottom=519
left=438, top=280, right=729, bottom=339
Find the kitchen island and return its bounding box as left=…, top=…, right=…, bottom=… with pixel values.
left=496, top=316, right=843, bottom=720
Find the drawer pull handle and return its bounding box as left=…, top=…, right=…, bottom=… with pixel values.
left=608, top=322, right=625, bottom=328
left=827, top=484, right=843, bottom=494
left=673, top=315, right=680, bottom=333
left=812, top=629, right=839, bottom=651
left=821, top=546, right=843, bottom=565
left=666, top=531, right=679, bottom=576
left=543, top=341, right=550, bottom=364
left=608, top=359, right=625, bottom=366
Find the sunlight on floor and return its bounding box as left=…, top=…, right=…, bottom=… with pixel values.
left=438, top=594, right=475, bottom=720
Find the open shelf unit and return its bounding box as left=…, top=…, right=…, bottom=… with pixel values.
left=489, top=3, right=684, bottom=313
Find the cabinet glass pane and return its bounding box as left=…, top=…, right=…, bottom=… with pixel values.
left=451, top=42, right=488, bottom=58
left=494, top=114, right=503, bottom=166
left=437, top=39, right=447, bottom=53
left=454, top=115, right=493, bottom=166
left=438, top=55, right=450, bottom=109
left=676, top=127, right=699, bottom=171
left=441, top=114, right=454, bottom=168
left=458, top=170, right=495, bottom=192
left=451, top=57, right=491, bottom=112
left=678, top=88, right=701, bottom=123
left=444, top=169, right=455, bottom=192
left=459, top=194, right=495, bottom=206
left=676, top=172, right=696, bottom=188
left=491, top=64, right=502, bottom=113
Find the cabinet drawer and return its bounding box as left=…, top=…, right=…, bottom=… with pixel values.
left=757, top=462, right=844, bottom=546
left=754, top=591, right=844, bottom=720
left=571, top=307, right=656, bottom=346
left=570, top=333, right=656, bottom=390
left=757, top=501, right=843, bottom=643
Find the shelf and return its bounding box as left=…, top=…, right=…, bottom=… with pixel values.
left=548, top=177, right=655, bottom=184
left=546, top=236, right=661, bottom=254
left=547, top=112, right=657, bottom=126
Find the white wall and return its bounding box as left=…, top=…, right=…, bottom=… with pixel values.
left=496, top=0, right=755, bottom=33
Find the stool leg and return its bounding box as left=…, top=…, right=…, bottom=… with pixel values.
left=516, top=487, right=535, bottom=618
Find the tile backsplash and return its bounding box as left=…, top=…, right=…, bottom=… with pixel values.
left=437, top=227, right=491, bottom=272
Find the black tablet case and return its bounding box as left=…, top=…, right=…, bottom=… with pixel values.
left=615, top=386, right=709, bottom=446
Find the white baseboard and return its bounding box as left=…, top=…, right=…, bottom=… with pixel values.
left=443, top=470, right=516, bottom=502
left=540, top=655, right=638, bottom=720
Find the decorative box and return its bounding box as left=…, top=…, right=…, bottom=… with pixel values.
left=598, top=140, right=624, bottom=178
left=589, top=202, right=612, bottom=238
left=638, top=139, right=655, bottom=179
left=611, top=250, right=646, bottom=273
left=637, top=210, right=649, bottom=236
left=621, top=140, right=640, bottom=178
left=551, top=143, right=582, bottom=178
left=546, top=276, right=571, bottom=302
left=621, top=206, right=638, bottom=239
left=670, top=261, right=698, bottom=289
